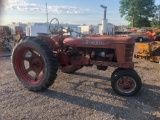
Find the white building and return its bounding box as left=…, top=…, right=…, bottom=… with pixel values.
left=7, top=21, right=115, bottom=36
left=78, top=23, right=115, bottom=35
left=26, top=26, right=48, bottom=36
left=8, top=22, right=27, bottom=34
left=26, top=22, right=81, bottom=37
left=78, top=25, right=99, bottom=34
left=99, top=23, right=115, bottom=35
left=26, top=22, right=48, bottom=36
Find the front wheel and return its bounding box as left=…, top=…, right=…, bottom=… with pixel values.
left=111, top=69, right=142, bottom=96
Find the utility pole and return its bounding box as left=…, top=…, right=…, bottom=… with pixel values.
left=159, top=8, right=160, bottom=27
left=46, top=2, right=48, bottom=24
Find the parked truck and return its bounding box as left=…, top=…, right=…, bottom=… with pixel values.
left=129, top=29, right=149, bottom=42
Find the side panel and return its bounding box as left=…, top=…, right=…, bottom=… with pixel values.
left=115, top=43, right=125, bottom=63
left=137, top=43, right=150, bottom=54
left=64, top=38, right=115, bottom=48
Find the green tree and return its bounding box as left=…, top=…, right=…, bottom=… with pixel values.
left=151, top=5, right=160, bottom=30
left=155, top=5, right=160, bottom=28
left=119, top=0, right=156, bottom=28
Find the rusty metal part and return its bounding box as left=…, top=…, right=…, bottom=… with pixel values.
left=69, top=54, right=134, bottom=68
left=58, top=52, right=69, bottom=65
left=117, top=76, right=136, bottom=93
left=38, top=36, right=57, bottom=51
left=37, top=26, right=136, bottom=69
left=16, top=48, right=45, bottom=83
left=64, top=36, right=135, bottom=48
left=90, top=60, right=134, bottom=68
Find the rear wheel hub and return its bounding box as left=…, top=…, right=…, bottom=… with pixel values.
left=30, top=57, right=43, bottom=73
left=16, top=48, right=45, bottom=84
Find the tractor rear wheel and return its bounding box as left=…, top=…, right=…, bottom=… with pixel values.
left=111, top=69, right=142, bottom=96
left=12, top=37, right=58, bottom=91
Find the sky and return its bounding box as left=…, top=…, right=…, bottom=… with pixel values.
left=1, top=0, right=160, bottom=26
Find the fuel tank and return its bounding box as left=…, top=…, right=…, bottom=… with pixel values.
left=63, top=35, right=135, bottom=48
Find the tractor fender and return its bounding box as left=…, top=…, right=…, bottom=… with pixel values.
left=38, top=36, right=58, bottom=51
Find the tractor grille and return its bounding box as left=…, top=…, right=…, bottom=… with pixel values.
left=125, top=44, right=134, bottom=62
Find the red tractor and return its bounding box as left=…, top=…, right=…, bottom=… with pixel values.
left=12, top=18, right=142, bottom=96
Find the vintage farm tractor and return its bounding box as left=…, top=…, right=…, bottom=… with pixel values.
left=12, top=18, right=142, bottom=96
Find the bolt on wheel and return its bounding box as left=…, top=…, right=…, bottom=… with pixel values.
left=16, top=48, right=45, bottom=85
left=116, top=76, right=136, bottom=94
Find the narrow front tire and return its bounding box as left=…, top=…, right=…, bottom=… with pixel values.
left=111, top=69, right=142, bottom=96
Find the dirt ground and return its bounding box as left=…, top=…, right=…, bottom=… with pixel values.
left=0, top=43, right=160, bottom=120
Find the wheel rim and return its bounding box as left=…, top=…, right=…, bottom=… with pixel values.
left=116, top=76, right=136, bottom=93
left=15, top=47, right=45, bottom=85
left=139, top=38, right=142, bottom=42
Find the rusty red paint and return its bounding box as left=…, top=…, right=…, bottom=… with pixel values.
left=63, top=36, right=134, bottom=48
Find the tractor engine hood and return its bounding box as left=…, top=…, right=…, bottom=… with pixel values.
left=63, top=35, right=135, bottom=48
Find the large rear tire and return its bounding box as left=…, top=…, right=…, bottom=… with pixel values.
left=111, top=69, right=142, bottom=96
left=12, top=37, right=58, bottom=91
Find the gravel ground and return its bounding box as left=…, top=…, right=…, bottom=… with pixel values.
left=0, top=43, right=160, bottom=120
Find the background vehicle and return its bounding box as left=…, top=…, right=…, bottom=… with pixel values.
left=11, top=18, right=142, bottom=96
left=129, top=29, right=149, bottom=42
left=146, top=29, right=160, bottom=41
left=115, top=31, right=132, bottom=35
left=134, top=41, right=160, bottom=63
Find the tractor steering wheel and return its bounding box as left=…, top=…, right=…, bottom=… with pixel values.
left=49, top=18, right=59, bottom=34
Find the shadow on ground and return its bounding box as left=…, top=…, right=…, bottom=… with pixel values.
left=37, top=72, right=160, bottom=119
